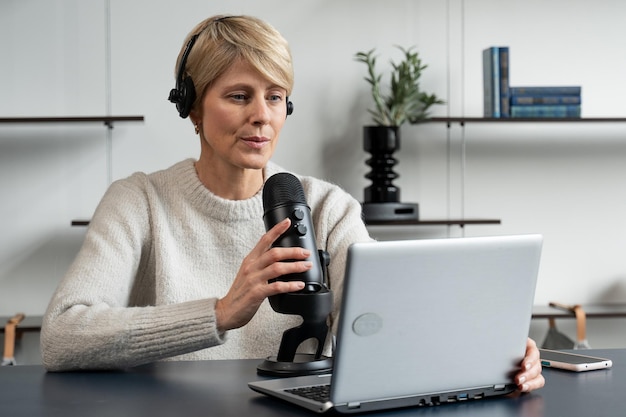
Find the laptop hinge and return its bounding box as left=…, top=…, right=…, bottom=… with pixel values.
left=494, top=384, right=507, bottom=391
left=347, top=402, right=361, bottom=409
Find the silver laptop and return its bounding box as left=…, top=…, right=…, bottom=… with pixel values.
left=249, top=234, right=543, bottom=414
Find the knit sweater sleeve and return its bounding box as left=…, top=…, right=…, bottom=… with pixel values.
left=41, top=174, right=226, bottom=371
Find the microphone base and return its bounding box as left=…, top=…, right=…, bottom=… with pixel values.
left=362, top=202, right=419, bottom=222
left=257, top=354, right=333, bottom=377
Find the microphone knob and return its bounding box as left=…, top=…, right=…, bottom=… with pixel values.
left=293, top=208, right=305, bottom=221
left=295, top=223, right=308, bottom=236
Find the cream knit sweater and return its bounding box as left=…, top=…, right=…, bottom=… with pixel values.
left=40, top=159, right=371, bottom=371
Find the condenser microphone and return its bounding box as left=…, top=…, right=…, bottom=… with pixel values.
left=262, top=172, right=325, bottom=294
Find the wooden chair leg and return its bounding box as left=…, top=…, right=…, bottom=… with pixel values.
left=2, top=313, right=25, bottom=366
left=549, top=302, right=589, bottom=349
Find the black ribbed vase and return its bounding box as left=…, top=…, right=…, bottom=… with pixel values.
left=362, top=125, right=418, bottom=222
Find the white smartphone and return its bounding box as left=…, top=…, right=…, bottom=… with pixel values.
left=539, top=349, right=613, bottom=372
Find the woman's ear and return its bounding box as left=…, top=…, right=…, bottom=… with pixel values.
left=189, top=110, right=201, bottom=134
left=189, top=109, right=197, bottom=124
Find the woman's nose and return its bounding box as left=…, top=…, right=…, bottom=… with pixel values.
left=249, top=97, right=271, bottom=125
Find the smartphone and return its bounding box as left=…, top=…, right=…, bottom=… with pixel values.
left=539, top=349, right=612, bottom=372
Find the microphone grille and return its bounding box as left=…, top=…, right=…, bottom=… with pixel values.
left=263, top=172, right=306, bottom=209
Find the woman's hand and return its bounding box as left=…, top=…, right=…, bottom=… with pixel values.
left=215, top=218, right=310, bottom=332
left=515, top=338, right=545, bottom=393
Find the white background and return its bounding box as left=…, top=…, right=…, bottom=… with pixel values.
left=1, top=0, right=626, bottom=346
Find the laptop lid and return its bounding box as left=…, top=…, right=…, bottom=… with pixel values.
left=250, top=234, right=543, bottom=414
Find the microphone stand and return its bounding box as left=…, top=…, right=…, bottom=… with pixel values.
left=257, top=250, right=334, bottom=377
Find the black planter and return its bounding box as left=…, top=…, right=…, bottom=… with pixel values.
left=362, top=125, right=418, bottom=222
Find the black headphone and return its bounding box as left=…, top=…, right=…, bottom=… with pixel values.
left=168, top=34, right=199, bottom=119
left=168, top=30, right=294, bottom=119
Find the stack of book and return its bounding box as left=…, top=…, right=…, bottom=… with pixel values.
left=482, top=46, right=581, bottom=118
left=510, top=86, right=581, bottom=118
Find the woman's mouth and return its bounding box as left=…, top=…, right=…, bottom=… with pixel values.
left=242, top=136, right=270, bottom=149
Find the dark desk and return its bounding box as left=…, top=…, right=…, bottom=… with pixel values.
left=0, top=349, right=622, bottom=416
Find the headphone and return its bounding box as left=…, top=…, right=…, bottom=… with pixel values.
left=168, top=28, right=294, bottom=119
left=168, top=34, right=199, bottom=119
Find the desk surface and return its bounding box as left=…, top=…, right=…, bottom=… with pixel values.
left=0, top=349, right=622, bottom=417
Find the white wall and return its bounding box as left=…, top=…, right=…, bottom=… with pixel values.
left=2, top=0, right=626, bottom=348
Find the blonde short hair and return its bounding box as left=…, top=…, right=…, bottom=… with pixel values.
left=174, top=15, right=294, bottom=115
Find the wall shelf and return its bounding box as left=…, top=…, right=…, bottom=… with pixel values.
left=428, top=116, right=626, bottom=126
left=72, top=219, right=502, bottom=228
left=0, top=115, right=144, bottom=128
left=365, top=218, right=501, bottom=227
left=71, top=220, right=91, bottom=227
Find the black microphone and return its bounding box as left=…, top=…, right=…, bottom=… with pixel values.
left=262, top=172, right=325, bottom=294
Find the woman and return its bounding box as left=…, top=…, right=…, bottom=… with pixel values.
left=40, top=14, right=544, bottom=393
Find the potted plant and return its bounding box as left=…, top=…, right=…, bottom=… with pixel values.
left=355, top=46, right=444, bottom=127
left=355, top=46, right=444, bottom=221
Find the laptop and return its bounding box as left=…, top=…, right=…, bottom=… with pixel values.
left=249, top=234, right=543, bottom=414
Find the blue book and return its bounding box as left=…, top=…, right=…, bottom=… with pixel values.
left=482, top=47, right=500, bottom=118
left=499, top=47, right=510, bottom=117
left=510, top=86, right=581, bottom=96
left=511, top=104, right=581, bottom=118
left=511, top=95, right=581, bottom=105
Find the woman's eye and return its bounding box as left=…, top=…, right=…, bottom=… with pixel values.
left=230, top=94, right=247, bottom=101
left=268, top=94, right=282, bottom=102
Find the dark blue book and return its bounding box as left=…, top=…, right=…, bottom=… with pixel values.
left=510, top=86, right=581, bottom=96
left=511, top=95, right=581, bottom=105
left=511, top=104, right=581, bottom=118
left=482, top=47, right=500, bottom=118
left=498, top=47, right=510, bottom=117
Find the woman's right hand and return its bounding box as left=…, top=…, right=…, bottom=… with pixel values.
left=215, top=218, right=310, bottom=332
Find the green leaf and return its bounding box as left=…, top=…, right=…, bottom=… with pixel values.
left=355, top=46, right=444, bottom=126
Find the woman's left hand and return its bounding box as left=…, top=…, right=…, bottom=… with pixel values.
left=515, top=338, right=545, bottom=393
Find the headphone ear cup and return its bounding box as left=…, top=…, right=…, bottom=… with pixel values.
left=176, top=76, right=197, bottom=119
left=286, top=98, right=294, bottom=117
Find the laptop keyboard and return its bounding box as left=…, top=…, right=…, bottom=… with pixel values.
left=286, top=384, right=331, bottom=403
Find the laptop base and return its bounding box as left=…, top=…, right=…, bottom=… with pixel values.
left=257, top=354, right=333, bottom=377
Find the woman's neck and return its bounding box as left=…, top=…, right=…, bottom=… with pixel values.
left=194, top=160, right=264, bottom=200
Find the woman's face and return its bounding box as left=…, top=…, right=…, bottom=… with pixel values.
left=193, top=59, right=288, bottom=173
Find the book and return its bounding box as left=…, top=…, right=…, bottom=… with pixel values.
left=511, top=95, right=581, bottom=105
left=510, top=86, right=581, bottom=96
left=482, top=47, right=500, bottom=118
left=482, top=46, right=511, bottom=118
left=498, top=47, right=510, bottom=117
left=511, top=104, right=581, bottom=118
